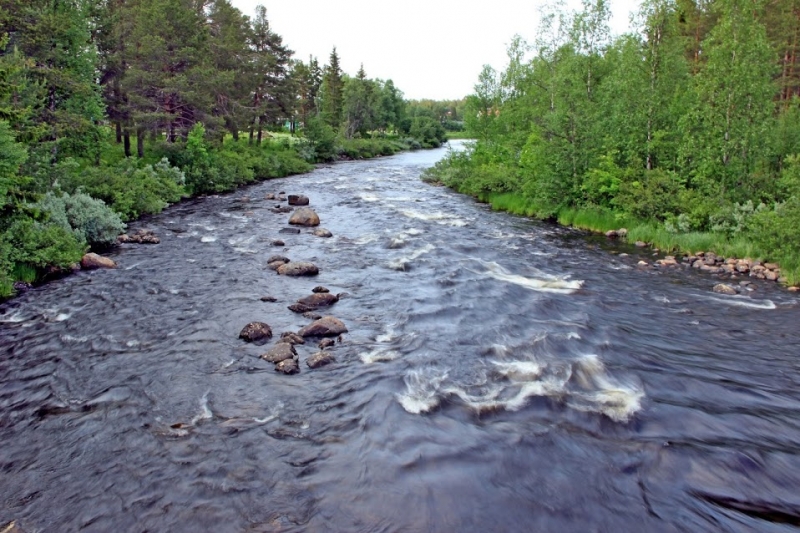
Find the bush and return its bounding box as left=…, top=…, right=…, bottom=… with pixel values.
left=2, top=217, right=85, bottom=270
left=614, top=168, right=683, bottom=222
left=409, top=117, right=447, bottom=147
left=38, top=191, right=125, bottom=248
left=62, top=157, right=184, bottom=220
left=302, top=117, right=337, bottom=162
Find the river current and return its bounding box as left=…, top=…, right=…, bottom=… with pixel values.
left=2, top=142, right=800, bottom=532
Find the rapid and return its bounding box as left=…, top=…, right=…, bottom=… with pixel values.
left=2, top=141, right=800, bottom=532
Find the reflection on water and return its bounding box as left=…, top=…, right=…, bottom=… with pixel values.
left=2, top=141, right=800, bottom=531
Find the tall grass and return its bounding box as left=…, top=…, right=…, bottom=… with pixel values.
left=474, top=193, right=800, bottom=285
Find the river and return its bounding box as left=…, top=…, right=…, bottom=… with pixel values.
left=2, top=141, right=800, bottom=532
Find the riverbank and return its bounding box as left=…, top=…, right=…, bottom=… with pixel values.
left=453, top=190, right=800, bottom=288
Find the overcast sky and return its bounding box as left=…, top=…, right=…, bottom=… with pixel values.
left=230, top=1, right=642, bottom=101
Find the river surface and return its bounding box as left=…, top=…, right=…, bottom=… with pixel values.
left=2, top=142, right=800, bottom=532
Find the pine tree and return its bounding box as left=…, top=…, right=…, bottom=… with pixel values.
left=320, top=47, right=344, bottom=128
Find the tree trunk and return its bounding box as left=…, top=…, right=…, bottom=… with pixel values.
left=137, top=127, right=144, bottom=158
left=123, top=129, right=131, bottom=158
left=257, top=122, right=263, bottom=146
left=115, top=121, right=122, bottom=143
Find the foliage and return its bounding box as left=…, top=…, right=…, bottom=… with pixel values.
left=37, top=191, right=126, bottom=248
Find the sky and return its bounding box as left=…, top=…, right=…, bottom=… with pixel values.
left=230, top=0, right=642, bottom=101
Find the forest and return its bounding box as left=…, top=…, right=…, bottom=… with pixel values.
left=0, top=0, right=452, bottom=297
left=424, top=0, right=800, bottom=283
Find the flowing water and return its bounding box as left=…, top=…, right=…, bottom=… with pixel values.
left=2, top=142, right=800, bottom=532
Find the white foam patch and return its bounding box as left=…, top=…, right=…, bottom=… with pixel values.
left=201, top=235, right=217, bottom=243
left=190, top=391, right=213, bottom=426
left=388, top=244, right=436, bottom=271
left=707, top=296, right=776, bottom=310
left=355, top=234, right=380, bottom=245
left=398, top=354, right=643, bottom=422
left=476, top=260, right=583, bottom=294
left=359, top=193, right=381, bottom=202
left=0, top=312, right=28, bottom=323
left=360, top=348, right=401, bottom=364
left=397, top=369, right=448, bottom=414
left=399, top=209, right=468, bottom=227
left=60, top=334, right=89, bottom=343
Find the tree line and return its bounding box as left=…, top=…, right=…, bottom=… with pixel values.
left=0, top=0, right=450, bottom=296
left=425, top=0, right=800, bottom=282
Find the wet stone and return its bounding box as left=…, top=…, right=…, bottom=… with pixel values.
left=239, top=322, right=273, bottom=344
left=318, top=338, right=336, bottom=349
left=271, top=239, right=285, bottom=247
left=288, top=194, right=309, bottom=206
left=277, top=262, right=319, bottom=276
left=280, top=332, right=306, bottom=345
left=288, top=207, right=320, bottom=227
left=279, top=228, right=301, bottom=234
left=260, top=296, right=278, bottom=302
left=298, top=316, right=348, bottom=337
left=275, top=358, right=300, bottom=375
left=313, top=286, right=330, bottom=293
left=307, top=352, right=336, bottom=369
left=713, top=284, right=738, bottom=295
left=260, top=342, right=297, bottom=363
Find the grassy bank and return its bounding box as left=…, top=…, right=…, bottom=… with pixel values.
left=480, top=192, right=800, bottom=285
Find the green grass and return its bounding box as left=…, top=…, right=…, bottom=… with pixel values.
left=471, top=192, right=800, bottom=285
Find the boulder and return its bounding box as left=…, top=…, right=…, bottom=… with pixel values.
left=239, top=322, right=273, bottom=344
left=303, top=311, right=323, bottom=320
left=260, top=342, right=297, bottom=363
left=278, top=227, right=301, bottom=234
left=765, top=270, right=780, bottom=281
left=713, top=284, right=737, bottom=295
left=280, top=332, right=306, bottom=345
left=271, top=239, right=285, bottom=247
left=260, top=296, right=278, bottom=302
left=298, top=316, right=348, bottom=337
left=617, top=228, right=628, bottom=237
left=267, top=261, right=286, bottom=271
left=271, top=206, right=294, bottom=214
left=313, top=286, right=330, bottom=293
left=605, top=230, right=619, bottom=239
left=288, top=207, right=320, bottom=227
left=267, top=255, right=290, bottom=264
left=656, top=256, right=678, bottom=267
left=307, top=352, right=336, bottom=369
left=81, top=253, right=116, bottom=270
left=288, top=303, right=318, bottom=314
left=318, top=338, right=336, bottom=349
left=277, top=262, right=319, bottom=276
left=265, top=193, right=276, bottom=200
left=765, top=263, right=780, bottom=270
left=297, top=292, right=339, bottom=308
left=288, top=194, right=310, bottom=206
left=312, top=228, right=333, bottom=238
left=275, top=358, right=300, bottom=375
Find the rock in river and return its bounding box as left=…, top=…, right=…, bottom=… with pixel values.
left=312, top=286, right=330, bottom=293
left=260, top=342, right=297, bottom=363
left=288, top=207, right=320, bottom=227
left=312, top=228, right=333, bottom=238
left=713, top=283, right=738, bottom=295
left=239, top=322, right=273, bottom=344
left=298, top=316, right=348, bottom=337
left=288, top=194, right=309, bottom=206
left=297, top=292, right=339, bottom=308
left=275, top=358, right=300, bottom=375
left=307, top=352, right=336, bottom=369
left=81, top=253, right=116, bottom=270
left=277, top=262, right=319, bottom=276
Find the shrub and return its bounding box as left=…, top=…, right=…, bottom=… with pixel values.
left=1, top=217, right=85, bottom=270
left=38, top=191, right=125, bottom=247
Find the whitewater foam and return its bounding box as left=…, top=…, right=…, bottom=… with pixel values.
left=475, top=260, right=584, bottom=294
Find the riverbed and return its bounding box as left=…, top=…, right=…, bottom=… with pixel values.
left=2, top=142, right=800, bottom=532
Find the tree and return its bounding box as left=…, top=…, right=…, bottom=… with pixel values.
left=320, top=47, right=344, bottom=128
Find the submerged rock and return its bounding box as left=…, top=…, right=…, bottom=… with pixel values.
left=271, top=239, right=285, bottom=247
left=298, top=316, right=348, bottom=337
left=278, top=227, right=301, bottom=234
left=312, top=228, right=333, bottom=238
left=280, top=332, right=306, bottom=345
left=81, top=253, right=116, bottom=270
left=260, top=295, right=278, bottom=302
left=312, top=286, right=330, bottom=293
left=277, top=262, right=319, bottom=276
left=307, top=351, right=336, bottom=369
left=288, top=303, right=318, bottom=314
left=318, top=338, right=336, bottom=349
left=272, top=206, right=293, bottom=214
left=267, top=255, right=290, bottom=264
left=239, top=322, right=273, bottom=344
left=118, top=228, right=160, bottom=244
left=289, top=207, right=320, bottom=227
left=713, top=284, right=738, bottom=295
left=288, top=194, right=309, bottom=206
